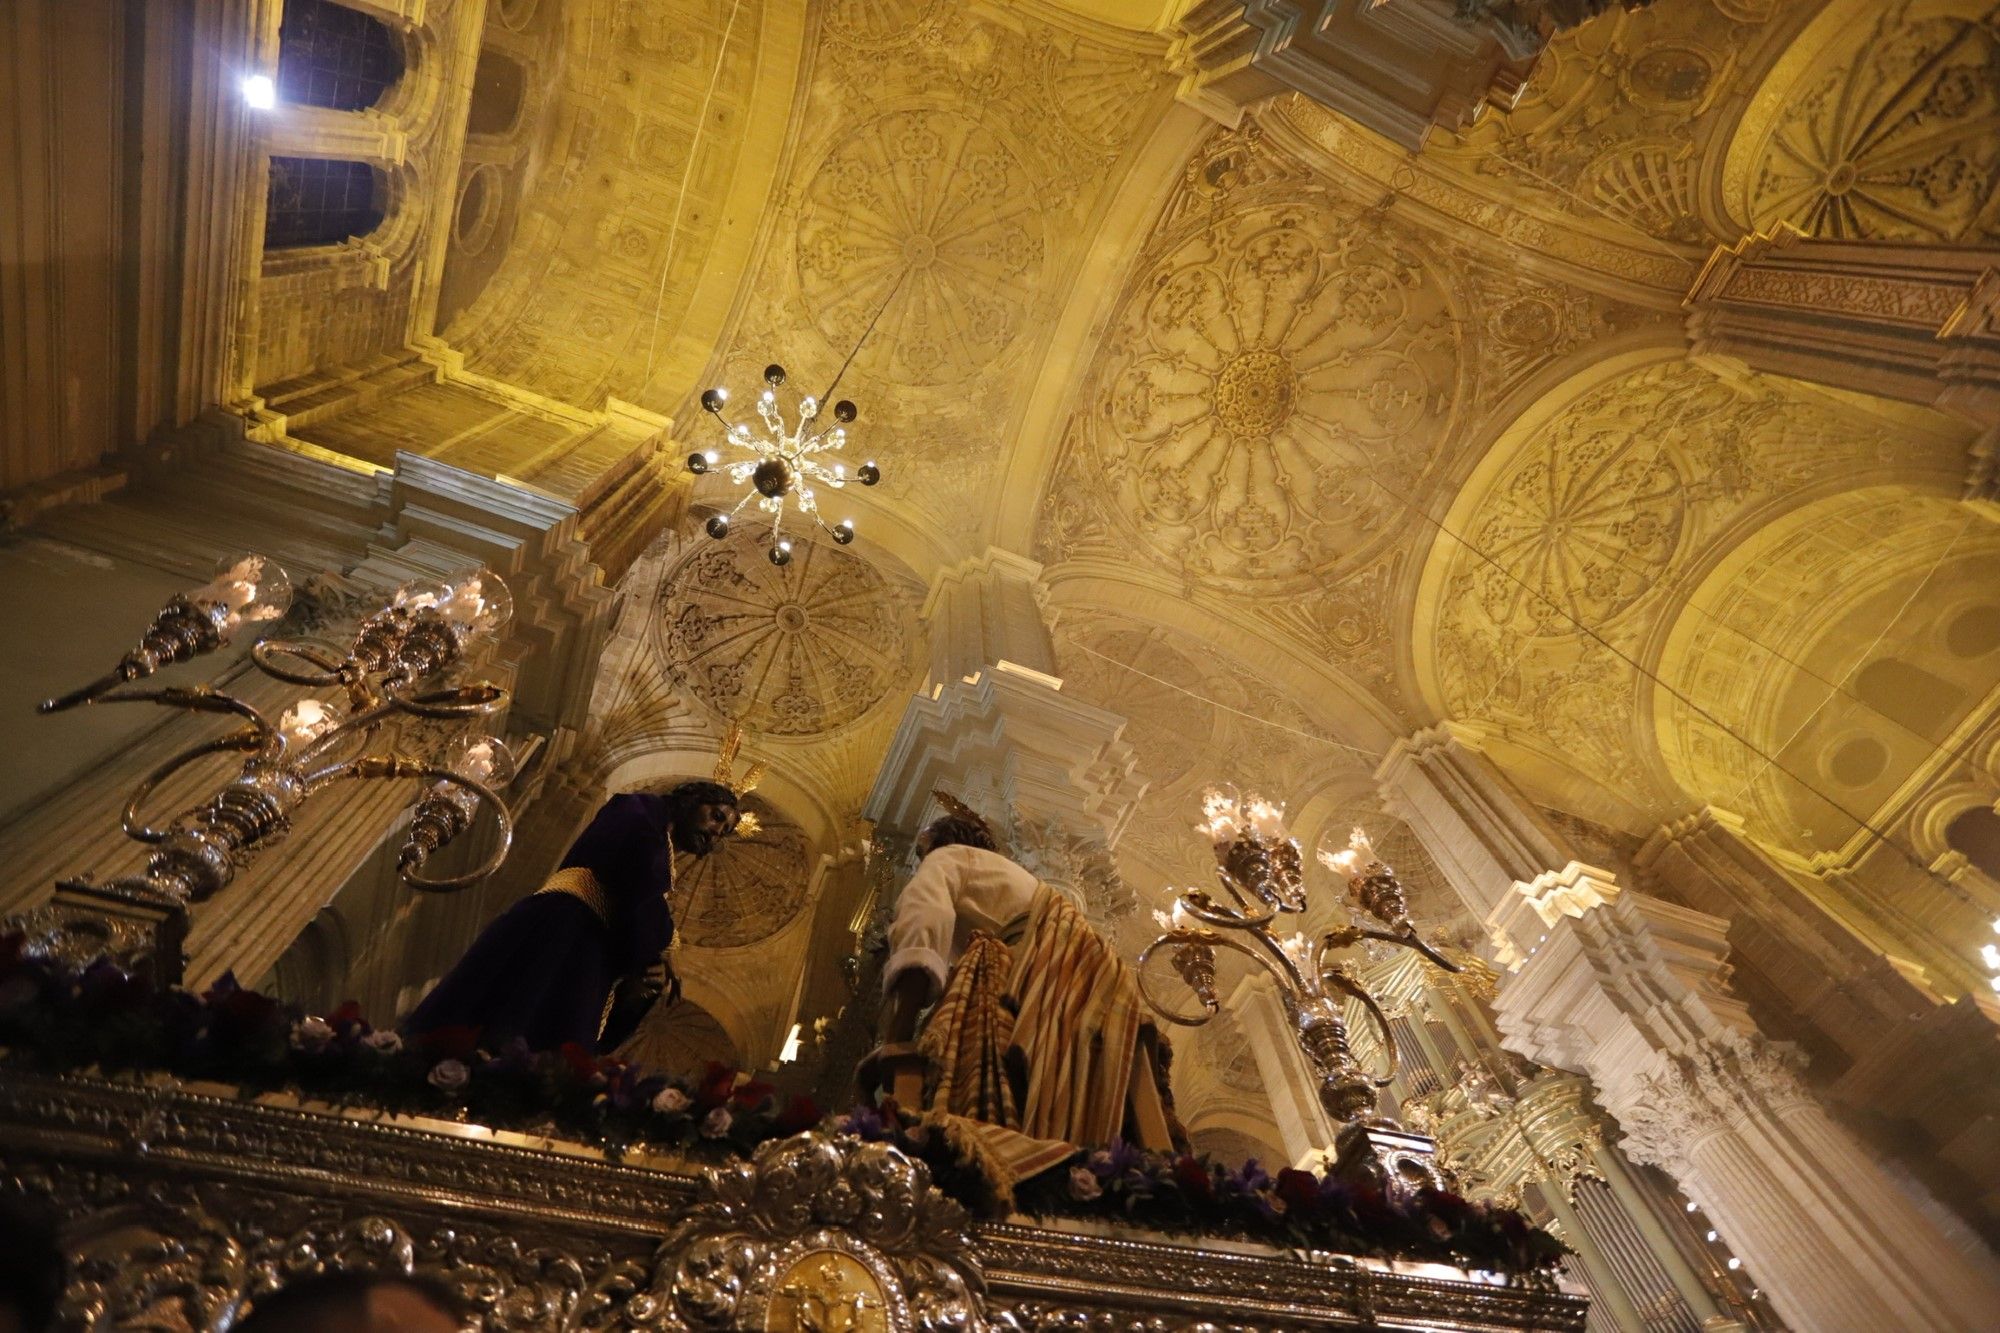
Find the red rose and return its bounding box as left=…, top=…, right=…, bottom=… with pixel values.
left=1173, top=1156, right=1214, bottom=1201
left=1274, top=1168, right=1321, bottom=1217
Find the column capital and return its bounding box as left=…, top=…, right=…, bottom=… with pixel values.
left=922, top=547, right=1057, bottom=684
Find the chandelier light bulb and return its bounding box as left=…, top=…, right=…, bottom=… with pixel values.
left=686, top=358, right=878, bottom=550
left=277, top=697, right=341, bottom=750
left=241, top=73, right=276, bottom=109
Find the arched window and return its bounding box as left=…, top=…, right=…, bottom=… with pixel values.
left=1947, top=806, right=2000, bottom=882
left=264, top=157, right=383, bottom=248
left=277, top=0, right=404, bottom=112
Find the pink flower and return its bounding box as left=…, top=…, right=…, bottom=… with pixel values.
left=1068, top=1165, right=1103, bottom=1202
left=701, top=1106, right=733, bottom=1138
left=652, top=1086, right=691, bottom=1115
left=427, top=1058, right=470, bottom=1095
left=362, top=1029, right=403, bottom=1054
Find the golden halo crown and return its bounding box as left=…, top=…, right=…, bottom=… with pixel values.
left=714, top=723, right=766, bottom=838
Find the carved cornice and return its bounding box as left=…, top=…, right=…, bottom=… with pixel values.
left=0, top=1071, right=1586, bottom=1330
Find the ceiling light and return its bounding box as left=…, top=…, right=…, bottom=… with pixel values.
left=242, top=74, right=276, bottom=109
left=692, top=363, right=876, bottom=561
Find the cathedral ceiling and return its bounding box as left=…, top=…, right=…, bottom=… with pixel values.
left=408, top=0, right=2000, bottom=872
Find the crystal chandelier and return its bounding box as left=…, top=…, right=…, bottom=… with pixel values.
left=686, top=363, right=880, bottom=566
left=1138, top=785, right=1461, bottom=1124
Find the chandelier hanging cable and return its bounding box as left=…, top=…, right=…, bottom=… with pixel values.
left=685, top=273, right=908, bottom=565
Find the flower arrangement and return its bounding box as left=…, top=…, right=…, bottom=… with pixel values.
left=0, top=934, right=818, bottom=1160
left=835, top=1106, right=1566, bottom=1277
left=0, top=936, right=1563, bottom=1275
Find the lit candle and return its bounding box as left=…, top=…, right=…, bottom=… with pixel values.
left=277, top=698, right=339, bottom=749
left=1245, top=796, right=1287, bottom=840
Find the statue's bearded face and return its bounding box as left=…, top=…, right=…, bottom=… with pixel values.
left=675, top=799, right=739, bottom=857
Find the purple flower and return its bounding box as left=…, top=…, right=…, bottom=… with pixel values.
left=427, top=1058, right=470, bottom=1095
left=652, top=1086, right=691, bottom=1115
left=290, top=1016, right=334, bottom=1053
left=701, top=1106, right=733, bottom=1138
left=838, top=1105, right=891, bottom=1141
left=1067, top=1165, right=1103, bottom=1202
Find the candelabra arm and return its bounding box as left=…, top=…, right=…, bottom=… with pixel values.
left=1184, top=883, right=1281, bottom=933
left=1137, top=928, right=1284, bottom=1027
left=1353, top=925, right=1463, bottom=974
left=382, top=681, right=509, bottom=719
left=1320, top=965, right=1401, bottom=1090
left=399, top=768, right=515, bottom=893
left=251, top=638, right=350, bottom=687
left=121, top=732, right=267, bottom=843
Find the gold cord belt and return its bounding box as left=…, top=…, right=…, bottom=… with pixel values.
left=535, top=866, right=610, bottom=923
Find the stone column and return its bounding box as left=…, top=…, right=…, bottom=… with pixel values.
left=867, top=551, right=1144, bottom=921
left=1639, top=808, right=2000, bottom=1236
left=1229, top=972, right=1340, bottom=1165
left=1494, top=888, right=2000, bottom=1331
left=1167, top=0, right=1545, bottom=149
left=1374, top=723, right=1580, bottom=956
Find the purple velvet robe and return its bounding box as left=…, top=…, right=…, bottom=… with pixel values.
left=403, top=794, right=677, bottom=1053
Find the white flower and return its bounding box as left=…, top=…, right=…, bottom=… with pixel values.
left=701, top=1106, right=733, bottom=1138
left=361, top=1029, right=402, bottom=1054
left=290, top=1016, right=334, bottom=1052
left=427, top=1059, right=470, bottom=1094
left=652, top=1086, right=692, bottom=1115
left=1068, top=1165, right=1103, bottom=1201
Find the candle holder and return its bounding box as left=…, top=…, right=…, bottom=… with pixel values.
left=24, top=561, right=520, bottom=937
left=1138, top=786, right=1460, bottom=1126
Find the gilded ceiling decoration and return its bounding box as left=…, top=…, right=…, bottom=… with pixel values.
left=659, top=792, right=814, bottom=948
left=1426, top=359, right=1963, bottom=823
left=1077, top=196, right=1460, bottom=590
left=655, top=532, right=916, bottom=738
left=701, top=0, right=1171, bottom=537
left=797, top=109, right=1045, bottom=387
left=1741, top=0, right=2000, bottom=243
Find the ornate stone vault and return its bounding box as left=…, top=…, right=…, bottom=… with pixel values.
left=654, top=530, right=918, bottom=740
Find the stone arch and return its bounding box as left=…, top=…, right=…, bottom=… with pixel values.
left=1653, top=486, right=2000, bottom=858
left=276, top=0, right=406, bottom=111
left=1719, top=0, right=2000, bottom=243
left=1417, top=348, right=1977, bottom=833
left=263, top=157, right=385, bottom=249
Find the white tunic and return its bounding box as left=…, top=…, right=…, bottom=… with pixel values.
left=883, top=843, right=1040, bottom=996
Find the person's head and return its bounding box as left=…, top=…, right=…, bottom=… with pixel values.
left=664, top=779, right=740, bottom=857
left=0, top=1199, right=62, bottom=1333
left=234, top=1272, right=465, bottom=1333
left=914, top=812, right=997, bottom=860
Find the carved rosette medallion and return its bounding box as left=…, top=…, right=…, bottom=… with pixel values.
left=1080, top=199, right=1460, bottom=591
left=659, top=1133, right=983, bottom=1330
left=1744, top=2, right=2000, bottom=243
left=797, top=108, right=1045, bottom=385
left=655, top=534, right=913, bottom=737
